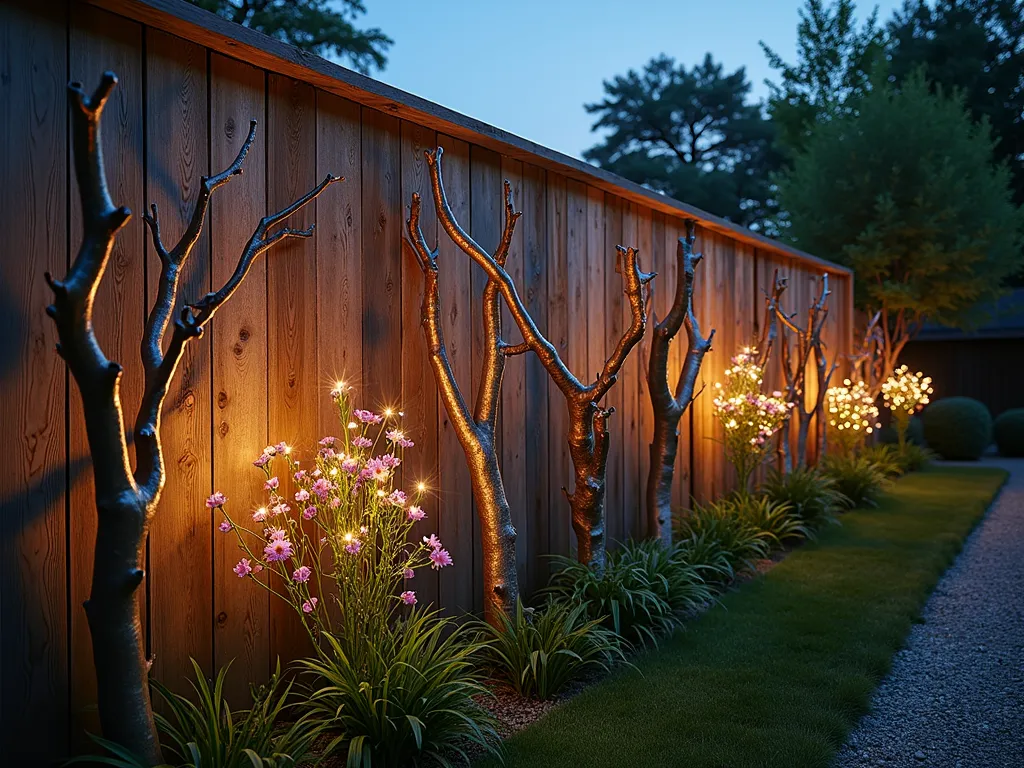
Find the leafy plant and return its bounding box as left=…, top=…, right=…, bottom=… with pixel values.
left=298, top=611, right=500, bottom=767
left=895, top=442, right=936, bottom=473
left=859, top=443, right=905, bottom=478
left=732, top=493, right=810, bottom=545
left=616, top=539, right=717, bottom=616
left=763, top=467, right=846, bottom=531
left=474, top=600, right=626, bottom=700
left=994, top=408, right=1024, bottom=457
left=674, top=500, right=773, bottom=577
left=820, top=453, right=889, bottom=509
left=541, top=553, right=674, bottom=647
left=672, top=528, right=741, bottom=585
left=921, top=396, right=992, bottom=460
left=73, top=660, right=320, bottom=768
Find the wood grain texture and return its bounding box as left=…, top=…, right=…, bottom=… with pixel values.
left=468, top=145, right=501, bottom=612
left=499, top=156, right=528, bottom=589
left=635, top=205, right=654, bottom=538
left=0, top=1, right=69, bottom=760
left=267, top=73, right=318, bottom=665
left=620, top=202, right=641, bottom=543
left=67, top=5, right=144, bottom=746
left=434, top=135, right=474, bottom=615
left=210, top=53, right=269, bottom=703
left=145, top=28, right=212, bottom=693
left=523, top=164, right=549, bottom=594
left=546, top=175, right=570, bottom=562
left=399, top=119, right=439, bottom=609
left=602, top=194, right=624, bottom=546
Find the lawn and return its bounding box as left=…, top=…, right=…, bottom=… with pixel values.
left=480, top=466, right=1008, bottom=768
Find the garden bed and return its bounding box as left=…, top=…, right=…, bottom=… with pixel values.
left=476, top=466, right=1007, bottom=767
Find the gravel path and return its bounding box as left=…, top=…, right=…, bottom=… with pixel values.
left=835, top=459, right=1024, bottom=768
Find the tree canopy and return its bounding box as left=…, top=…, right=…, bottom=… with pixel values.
left=583, top=54, right=779, bottom=233
left=190, top=0, right=391, bottom=74
left=778, top=71, right=1022, bottom=355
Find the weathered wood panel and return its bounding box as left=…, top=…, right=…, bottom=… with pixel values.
left=0, top=5, right=855, bottom=759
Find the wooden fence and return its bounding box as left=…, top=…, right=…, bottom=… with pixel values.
left=0, top=0, right=853, bottom=760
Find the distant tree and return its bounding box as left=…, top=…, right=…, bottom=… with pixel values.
left=888, top=0, right=1024, bottom=205
left=583, top=54, right=779, bottom=233
left=778, top=71, right=1023, bottom=380
left=762, top=0, right=885, bottom=159
left=190, top=0, right=391, bottom=74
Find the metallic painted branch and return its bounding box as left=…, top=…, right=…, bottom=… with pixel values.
left=646, top=221, right=713, bottom=545
left=45, top=73, right=341, bottom=764
left=757, top=272, right=786, bottom=369
left=425, top=146, right=652, bottom=573
left=406, top=191, right=519, bottom=623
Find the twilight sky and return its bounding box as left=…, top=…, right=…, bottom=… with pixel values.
left=360, top=0, right=905, bottom=160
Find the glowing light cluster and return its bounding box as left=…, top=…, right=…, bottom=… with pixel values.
left=712, top=346, right=794, bottom=489
left=827, top=378, right=880, bottom=453
left=882, top=365, right=933, bottom=415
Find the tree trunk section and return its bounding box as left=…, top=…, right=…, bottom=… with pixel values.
left=646, top=413, right=680, bottom=546
left=467, top=442, right=519, bottom=624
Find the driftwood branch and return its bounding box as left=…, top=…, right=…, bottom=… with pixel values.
left=45, top=72, right=341, bottom=762
left=425, top=146, right=652, bottom=572
left=645, top=220, right=713, bottom=544
left=406, top=184, right=520, bottom=622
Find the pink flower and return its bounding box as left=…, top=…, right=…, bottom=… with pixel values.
left=311, top=478, right=332, bottom=499
left=400, top=590, right=417, bottom=605
left=233, top=558, right=253, bottom=578
left=294, top=470, right=307, bottom=482
left=330, top=497, right=341, bottom=509
left=403, top=567, right=415, bottom=580
left=354, top=409, right=382, bottom=424
left=253, top=453, right=271, bottom=468
left=264, top=445, right=278, bottom=456
left=295, top=488, right=310, bottom=502
left=386, top=430, right=415, bottom=448
left=274, top=442, right=288, bottom=454
left=206, top=491, right=227, bottom=508
left=319, top=436, right=337, bottom=447
left=303, top=506, right=317, bottom=520
left=429, top=548, right=453, bottom=569
left=271, top=502, right=290, bottom=517
left=407, top=506, right=426, bottom=522
left=218, top=520, right=232, bottom=533
left=292, top=566, right=312, bottom=583
left=352, top=436, right=373, bottom=449
left=365, top=458, right=390, bottom=483
left=344, top=539, right=362, bottom=555
left=264, top=477, right=279, bottom=491
left=264, top=538, right=293, bottom=562
left=253, top=563, right=264, bottom=573
left=423, top=534, right=442, bottom=550
left=252, top=508, right=268, bottom=523
left=380, top=453, right=401, bottom=469
left=265, top=527, right=287, bottom=541
left=341, top=457, right=359, bottom=474
left=302, top=597, right=318, bottom=613
left=387, top=490, right=408, bottom=507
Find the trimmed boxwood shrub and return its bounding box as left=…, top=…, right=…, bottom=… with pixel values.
left=994, top=408, right=1024, bottom=457
left=921, top=397, right=992, bottom=460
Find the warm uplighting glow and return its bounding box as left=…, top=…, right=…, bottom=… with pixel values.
left=384, top=408, right=394, bottom=418
left=417, top=482, right=427, bottom=493
left=827, top=378, right=880, bottom=453
left=882, top=365, right=933, bottom=414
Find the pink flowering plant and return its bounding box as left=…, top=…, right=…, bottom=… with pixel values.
left=209, top=383, right=451, bottom=659
left=712, top=346, right=794, bottom=490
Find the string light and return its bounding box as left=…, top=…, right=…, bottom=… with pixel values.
left=882, top=365, right=933, bottom=414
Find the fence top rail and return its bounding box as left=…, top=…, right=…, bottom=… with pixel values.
left=88, top=0, right=850, bottom=277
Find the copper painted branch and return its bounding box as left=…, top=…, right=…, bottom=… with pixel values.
left=405, top=190, right=519, bottom=623
left=757, top=272, right=785, bottom=369
left=646, top=223, right=713, bottom=544
left=424, top=145, right=651, bottom=573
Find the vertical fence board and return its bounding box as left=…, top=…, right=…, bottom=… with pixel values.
left=620, top=203, right=640, bottom=542
left=210, top=53, right=269, bottom=702
left=523, top=165, right=549, bottom=594
left=635, top=206, right=654, bottom=538
left=546, top=176, right=570, bottom=561
left=0, top=1, right=68, bottom=758
left=434, top=135, right=474, bottom=615
left=146, top=28, right=212, bottom=694
left=267, top=73, right=317, bottom=665
left=399, top=120, right=439, bottom=609
left=602, top=195, right=624, bottom=546
left=67, top=5, right=144, bottom=745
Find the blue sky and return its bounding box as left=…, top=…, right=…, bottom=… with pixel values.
left=360, top=0, right=904, bottom=160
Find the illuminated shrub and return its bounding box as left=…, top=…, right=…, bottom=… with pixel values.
left=994, top=408, right=1024, bottom=457
left=825, top=378, right=881, bottom=454
left=712, top=346, right=794, bottom=490
left=922, top=397, right=993, bottom=460
left=881, top=365, right=933, bottom=448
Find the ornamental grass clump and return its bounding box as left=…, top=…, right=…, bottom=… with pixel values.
left=712, top=346, right=793, bottom=490
left=826, top=378, right=881, bottom=455
left=674, top=500, right=773, bottom=578
left=211, top=384, right=451, bottom=662
left=881, top=365, right=933, bottom=450
left=763, top=467, right=847, bottom=532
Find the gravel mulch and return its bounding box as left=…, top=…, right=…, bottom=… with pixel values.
left=835, top=458, right=1024, bottom=768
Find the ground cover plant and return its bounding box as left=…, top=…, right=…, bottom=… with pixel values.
left=480, top=466, right=1007, bottom=768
